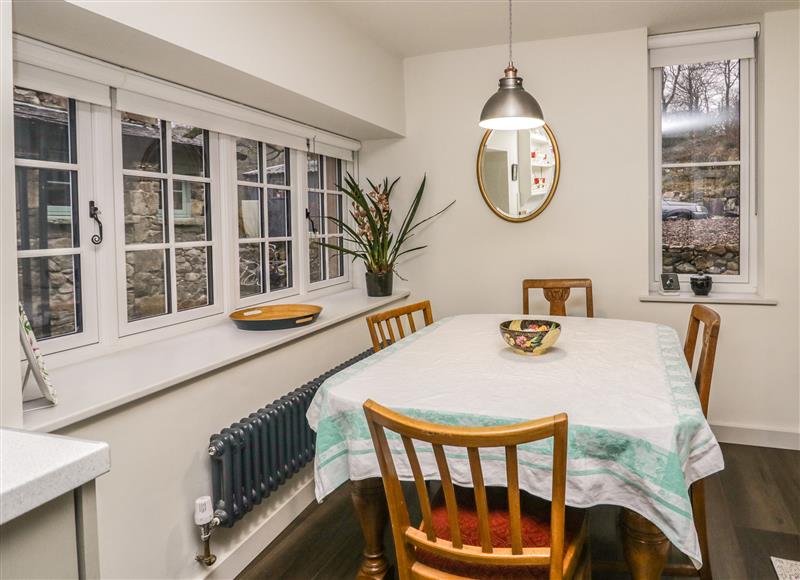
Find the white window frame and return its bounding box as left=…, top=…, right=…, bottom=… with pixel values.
left=13, top=88, right=100, bottom=354
left=227, top=136, right=301, bottom=308
left=303, top=153, right=352, bottom=292
left=650, top=56, right=757, bottom=293
left=11, top=36, right=360, bottom=366
left=112, top=110, right=224, bottom=336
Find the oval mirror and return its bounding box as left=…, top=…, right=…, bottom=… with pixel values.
left=476, top=125, right=560, bottom=222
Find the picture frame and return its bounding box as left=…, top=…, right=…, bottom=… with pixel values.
left=19, top=303, right=57, bottom=408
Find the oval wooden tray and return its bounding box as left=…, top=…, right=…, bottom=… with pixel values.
left=229, top=304, right=322, bottom=331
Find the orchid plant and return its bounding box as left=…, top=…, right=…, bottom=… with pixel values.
left=315, top=173, right=454, bottom=277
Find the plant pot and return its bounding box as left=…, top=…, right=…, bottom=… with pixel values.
left=690, top=274, right=713, bottom=296
left=365, top=271, right=393, bottom=297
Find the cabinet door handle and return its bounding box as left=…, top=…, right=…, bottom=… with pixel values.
left=89, top=201, right=103, bottom=245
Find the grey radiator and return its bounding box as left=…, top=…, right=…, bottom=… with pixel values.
left=208, top=348, right=374, bottom=528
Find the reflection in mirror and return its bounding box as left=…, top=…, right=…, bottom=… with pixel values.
left=477, top=125, right=559, bottom=222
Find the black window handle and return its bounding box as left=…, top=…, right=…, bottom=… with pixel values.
left=305, top=208, right=317, bottom=235
left=89, top=200, right=103, bottom=245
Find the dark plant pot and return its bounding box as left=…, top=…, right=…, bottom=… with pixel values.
left=365, top=271, right=393, bottom=297
left=690, top=274, right=713, bottom=296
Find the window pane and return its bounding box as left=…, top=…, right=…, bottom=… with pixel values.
left=308, top=191, right=323, bottom=235
left=265, top=145, right=288, bottom=186
left=14, top=88, right=74, bottom=163
left=269, top=241, right=291, bottom=290
left=173, top=181, right=208, bottom=242
left=662, top=165, right=740, bottom=275
left=267, top=189, right=291, bottom=237
left=239, top=243, right=263, bottom=297
left=326, top=193, right=342, bottom=234
left=18, top=255, right=81, bottom=339
left=124, top=176, right=165, bottom=244
left=176, top=246, right=211, bottom=311
left=236, top=139, right=260, bottom=182
left=325, top=156, right=340, bottom=190
left=307, top=153, right=321, bottom=189
left=172, top=123, right=207, bottom=177
left=238, top=186, right=262, bottom=239
left=327, top=237, right=344, bottom=279
left=309, top=239, right=323, bottom=283
left=126, top=249, right=169, bottom=321
left=661, top=60, right=740, bottom=164
left=16, top=167, right=78, bottom=250
left=121, top=113, right=163, bottom=172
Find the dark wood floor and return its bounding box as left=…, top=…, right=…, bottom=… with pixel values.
left=239, top=443, right=799, bottom=579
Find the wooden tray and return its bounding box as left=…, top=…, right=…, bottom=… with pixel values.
left=229, top=304, right=322, bottom=331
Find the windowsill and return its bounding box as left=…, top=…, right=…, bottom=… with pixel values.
left=23, top=288, right=410, bottom=433
left=639, top=292, right=777, bottom=306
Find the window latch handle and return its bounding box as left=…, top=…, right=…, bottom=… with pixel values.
left=89, top=201, right=103, bottom=245
left=305, top=208, right=317, bottom=235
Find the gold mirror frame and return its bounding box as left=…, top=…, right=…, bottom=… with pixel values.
left=476, top=124, right=560, bottom=222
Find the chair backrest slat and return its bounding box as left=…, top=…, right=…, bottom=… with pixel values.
left=366, top=300, right=434, bottom=352
left=401, top=435, right=435, bottom=541
left=467, top=447, right=492, bottom=553
left=407, top=312, right=417, bottom=333
left=505, top=445, right=523, bottom=554
left=363, top=400, right=569, bottom=579
left=522, top=278, right=594, bottom=318
left=683, top=304, right=721, bottom=417
left=432, top=444, right=463, bottom=549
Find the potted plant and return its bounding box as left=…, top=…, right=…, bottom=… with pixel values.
left=316, top=173, right=454, bottom=297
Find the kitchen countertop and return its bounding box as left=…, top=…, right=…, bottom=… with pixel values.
left=0, top=428, right=110, bottom=525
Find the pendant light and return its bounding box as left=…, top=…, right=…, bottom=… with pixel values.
left=479, top=0, right=544, bottom=130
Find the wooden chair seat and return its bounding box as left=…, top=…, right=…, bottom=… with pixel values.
left=417, top=486, right=588, bottom=579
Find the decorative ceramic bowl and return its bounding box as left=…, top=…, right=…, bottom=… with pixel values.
left=499, top=319, right=561, bottom=356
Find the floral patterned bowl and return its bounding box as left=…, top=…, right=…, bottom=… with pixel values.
left=500, top=319, right=561, bottom=356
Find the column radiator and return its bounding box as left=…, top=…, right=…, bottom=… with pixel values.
left=207, top=348, right=374, bottom=528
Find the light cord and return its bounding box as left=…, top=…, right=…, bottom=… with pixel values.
left=508, top=0, right=513, bottom=66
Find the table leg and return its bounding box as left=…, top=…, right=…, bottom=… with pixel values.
left=621, top=508, right=670, bottom=580
left=350, top=478, right=390, bottom=579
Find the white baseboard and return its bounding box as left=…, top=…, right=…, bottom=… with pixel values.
left=202, top=474, right=316, bottom=580
left=711, top=422, right=800, bottom=450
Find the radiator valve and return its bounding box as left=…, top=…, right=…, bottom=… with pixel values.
left=194, top=496, right=220, bottom=566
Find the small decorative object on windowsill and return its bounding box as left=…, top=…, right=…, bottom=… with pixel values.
left=690, top=274, right=713, bottom=296
left=19, top=303, right=58, bottom=412
left=316, top=174, right=455, bottom=297
left=660, top=273, right=681, bottom=294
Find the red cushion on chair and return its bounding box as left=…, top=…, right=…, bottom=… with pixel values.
left=415, top=486, right=579, bottom=579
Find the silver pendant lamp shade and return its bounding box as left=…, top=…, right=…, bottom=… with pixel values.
left=479, top=0, right=544, bottom=130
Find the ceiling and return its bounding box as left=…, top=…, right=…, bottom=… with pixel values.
left=326, top=0, right=799, bottom=58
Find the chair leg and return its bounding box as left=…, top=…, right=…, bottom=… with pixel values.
left=692, top=481, right=712, bottom=580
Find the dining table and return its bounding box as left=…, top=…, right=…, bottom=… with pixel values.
left=307, top=313, right=724, bottom=579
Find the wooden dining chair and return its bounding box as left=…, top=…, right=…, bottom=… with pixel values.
left=366, top=300, right=434, bottom=352
left=363, top=400, right=590, bottom=580
left=522, top=279, right=594, bottom=317
left=670, top=304, right=720, bottom=580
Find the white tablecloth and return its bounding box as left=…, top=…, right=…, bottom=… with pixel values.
left=307, top=314, right=724, bottom=567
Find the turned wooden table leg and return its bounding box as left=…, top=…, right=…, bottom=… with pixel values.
left=351, top=478, right=390, bottom=579
left=621, top=508, right=670, bottom=580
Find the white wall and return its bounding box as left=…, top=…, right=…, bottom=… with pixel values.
left=360, top=19, right=800, bottom=446
left=12, top=0, right=405, bottom=140
left=58, top=316, right=376, bottom=579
